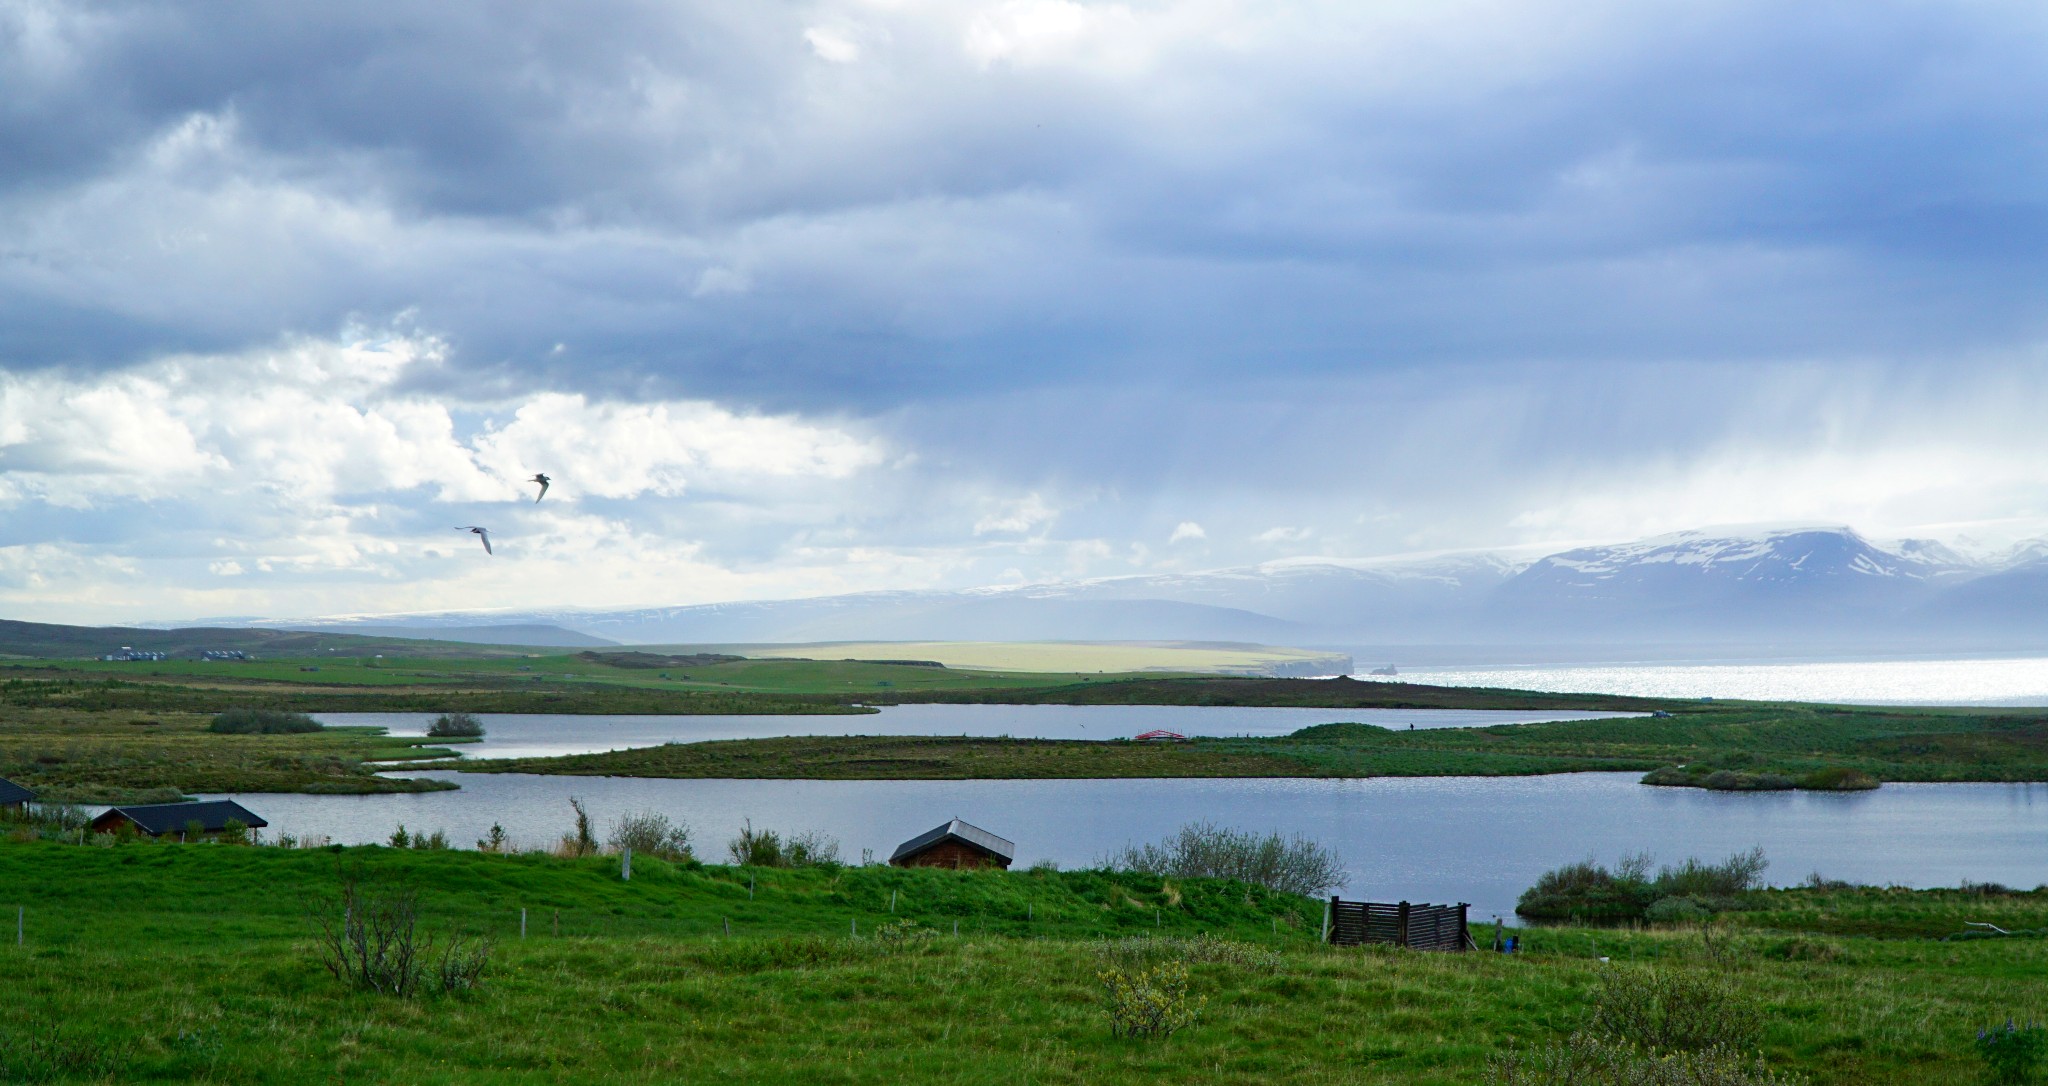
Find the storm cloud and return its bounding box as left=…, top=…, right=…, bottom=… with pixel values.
left=6, top=0, right=2048, bottom=621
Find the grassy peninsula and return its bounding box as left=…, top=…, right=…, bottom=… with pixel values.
left=0, top=839, right=2043, bottom=1084
left=469, top=699, right=2048, bottom=787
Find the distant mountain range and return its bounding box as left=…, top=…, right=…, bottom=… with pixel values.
left=227, top=525, right=2048, bottom=655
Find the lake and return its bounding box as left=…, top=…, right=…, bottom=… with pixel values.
left=319, top=704, right=1641, bottom=760
left=1371, top=655, right=2048, bottom=706
left=207, top=771, right=2048, bottom=923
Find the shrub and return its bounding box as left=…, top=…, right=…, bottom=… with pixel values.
left=1485, top=1035, right=1801, bottom=1086
left=1587, top=967, right=1766, bottom=1055
left=727, top=821, right=840, bottom=867
left=1797, top=767, right=1879, bottom=791
left=309, top=875, right=490, bottom=998
left=1099, top=961, right=1205, bottom=1039
left=220, top=819, right=250, bottom=846
left=208, top=709, right=321, bottom=734
left=1977, top=1021, right=2048, bottom=1085
left=1700, top=771, right=1795, bottom=792
left=1105, top=821, right=1346, bottom=896
left=873, top=918, right=937, bottom=945
left=475, top=823, right=509, bottom=853
left=426, top=712, right=485, bottom=738
left=606, top=810, right=692, bottom=860
left=559, top=797, right=597, bottom=857
left=1645, top=896, right=1711, bottom=924
left=1658, top=847, right=1769, bottom=899
left=1518, top=849, right=1767, bottom=921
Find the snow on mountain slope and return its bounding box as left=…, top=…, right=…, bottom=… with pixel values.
left=195, top=526, right=2048, bottom=649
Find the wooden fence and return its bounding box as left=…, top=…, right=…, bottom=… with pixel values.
left=1323, top=898, right=1471, bottom=951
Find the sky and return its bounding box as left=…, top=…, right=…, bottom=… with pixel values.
left=7, top=0, right=2048, bottom=623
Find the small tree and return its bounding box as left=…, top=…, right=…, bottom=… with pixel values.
left=426, top=712, right=485, bottom=738
left=560, top=797, right=597, bottom=857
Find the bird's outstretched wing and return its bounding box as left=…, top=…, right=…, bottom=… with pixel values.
left=478, top=529, right=492, bottom=555
left=529, top=473, right=550, bottom=502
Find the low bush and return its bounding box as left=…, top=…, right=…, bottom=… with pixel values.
left=309, top=875, right=490, bottom=998
left=426, top=712, right=485, bottom=738
left=1701, top=770, right=1795, bottom=791
left=1645, top=896, right=1711, bottom=924
left=1587, top=967, right=1766, bottom=1055
left=1518, top=848, right=1768, bottom=921
left=208, top=709, right=321, bottom=734
left=1797, top=767, right=1879, bottom=791
left=727, top=820, right=840, bottom=867
left=1977, top=1021, right=2048, bottom=1085
left=1105, top=821, right=1346, bottom=897
left=606, top=810, right=692, bottom=860
left=1099, top=960, right=1205, bottom=1039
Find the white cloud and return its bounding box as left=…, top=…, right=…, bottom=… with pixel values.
left=973, top=492, right=1056, bottom=535
left=1168, top=520, right=1206, bottom=543
left=1254, top=525, right=1312, bottom=544
left=805, top=26, right=861, bottom=63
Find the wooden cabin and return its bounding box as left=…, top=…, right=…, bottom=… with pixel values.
left=888, top=818, right=1015, bottom=870
left=0, top=777, right=32, bottom=811
left=90, top=799, right=267, bottom=839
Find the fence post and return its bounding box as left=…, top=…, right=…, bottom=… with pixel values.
left=553, top=910, right=560, bottom=938
left=890, top=889, right=896, bottom=913
left=520, top=908, right=527, bottom=939
left=851, top=918, right=857, bottom=938
left=1458, top=903, right=1471, bottom=952
left=1396, top=901, right=1411, bottom=949
left=622, top=847, right=632, bottom=881
left=724, top=917, right=731, bottom=937
left=749, top=874, right=755, bottom=900
left=1324, top=896, right=1336, bottom=944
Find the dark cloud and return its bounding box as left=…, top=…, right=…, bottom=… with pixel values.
left=7, top=0, right=2048, bottom=618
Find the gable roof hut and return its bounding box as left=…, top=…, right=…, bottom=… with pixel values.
left=0, top=777, right=33, bottom=809
left=888, top=818, right=1015, bottom=870
left=90, top=799, right=267, bottom=838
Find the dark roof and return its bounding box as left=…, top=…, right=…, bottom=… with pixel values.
left=97, top=799, right=267, bottom=835
left=889, top=818, right=1015, bottom=863
left=0, top=777, right=33, bottom=805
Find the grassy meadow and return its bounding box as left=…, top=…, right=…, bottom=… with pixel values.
left=0, top=708, right=460, bottom=803
left=0, top=840, right=2043, bottom=1084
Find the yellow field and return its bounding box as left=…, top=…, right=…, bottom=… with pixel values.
left=697, top=640, right=1353, bottom=676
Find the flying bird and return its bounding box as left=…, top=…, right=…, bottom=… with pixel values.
left=528, top=473, right=550, bottom=502
left=456, top=526, right=493, bottom=555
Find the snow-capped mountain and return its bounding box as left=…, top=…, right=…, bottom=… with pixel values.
left=240, top=525, right=2048, bottom=652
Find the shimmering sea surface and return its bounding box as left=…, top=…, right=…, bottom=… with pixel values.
left=1364, top=655, right=2048, bottom=705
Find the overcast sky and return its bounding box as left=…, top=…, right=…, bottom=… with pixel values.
left=7, top=0, right=2048, bottom=623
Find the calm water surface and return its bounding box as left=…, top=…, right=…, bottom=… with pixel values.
left=1372, top=655, right=2048, bottom=705
left=207, top=772, right=2048, bottom=923
left=320, top=704, right=1642, bottom=760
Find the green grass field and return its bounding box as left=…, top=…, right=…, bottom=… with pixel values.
left=0, top=840, right=2041, bottom=1084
